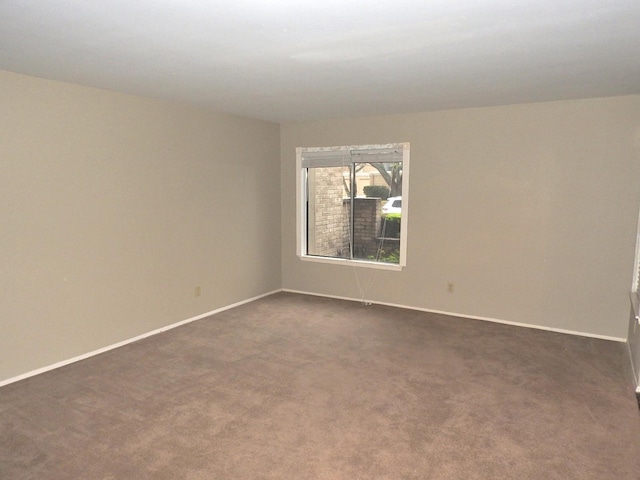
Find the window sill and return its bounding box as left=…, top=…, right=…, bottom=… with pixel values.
left=299, top=255, right=403, bottom=271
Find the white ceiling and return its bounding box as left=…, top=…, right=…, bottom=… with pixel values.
left=1, top=0, right=639, bottom=123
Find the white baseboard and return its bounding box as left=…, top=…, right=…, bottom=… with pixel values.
left=2, top=287, right=626, bottom=389
left=627, top=337, right=640, bottom=389
left=282, top=288, right=626, bottom=343
left=0, top=289, right=281, bottom=388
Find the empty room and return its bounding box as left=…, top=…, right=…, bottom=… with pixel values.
left=1, top=1, right=640, bottom=479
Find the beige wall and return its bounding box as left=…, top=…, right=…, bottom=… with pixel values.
left=281, top=96, right=640, bottom=339
left=3, top=69, right=639, bottom=384
left=0, top=70, right=281, bottom=382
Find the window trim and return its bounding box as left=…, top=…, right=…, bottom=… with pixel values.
left=296, top=143, right=410, bottom=271
left=631, top=207, right=640, bottom=322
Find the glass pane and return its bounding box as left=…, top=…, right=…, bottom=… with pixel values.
left=306, top=166, right=351, bottom=259
left=353, top=162, right=402, bottom=264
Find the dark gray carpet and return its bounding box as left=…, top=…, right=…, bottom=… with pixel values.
left=1, top=292, right=639, bottom=479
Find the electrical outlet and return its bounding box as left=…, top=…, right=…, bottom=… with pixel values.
left=195, top=286, right=201, bottom=297
left=447, top=282, right=454, bottom=293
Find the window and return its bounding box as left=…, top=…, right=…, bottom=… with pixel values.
left=632, top=208, right=640, bottom=322
left=296, top=143, right=409, bottom=270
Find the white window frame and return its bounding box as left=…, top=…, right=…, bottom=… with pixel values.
left=631, top=207, right=640, bottom=323
left=296, top=143, right=410, bottom=271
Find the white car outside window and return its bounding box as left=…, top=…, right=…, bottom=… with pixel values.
left=382, top=196, right=401, bottom=215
